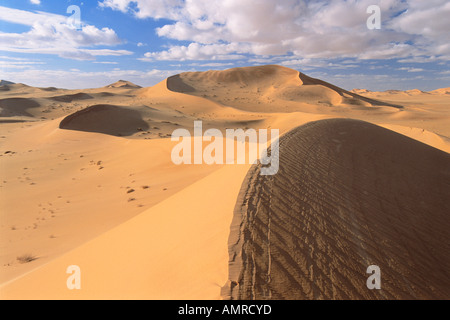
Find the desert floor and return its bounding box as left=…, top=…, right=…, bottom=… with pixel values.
left=0, top=65, right=449, bottom=299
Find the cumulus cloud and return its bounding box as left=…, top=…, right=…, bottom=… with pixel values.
left=0, top=6, right=132, bottom=60
left=98, top=0, right=450, bottom=62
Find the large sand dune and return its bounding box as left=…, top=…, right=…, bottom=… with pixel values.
left=227, top=119, right=450, bottom=299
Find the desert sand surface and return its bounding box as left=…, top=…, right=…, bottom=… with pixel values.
left=1, top=65, right=449, bottom=299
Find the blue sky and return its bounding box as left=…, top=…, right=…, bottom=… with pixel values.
left=0, top=0, right=449, bottom=90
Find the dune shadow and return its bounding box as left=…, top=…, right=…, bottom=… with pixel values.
left=166, top=74, right=196, bottom=93
left=0, top=98, right=40, bottom=117
left=59, top=104, right=149, bottom=136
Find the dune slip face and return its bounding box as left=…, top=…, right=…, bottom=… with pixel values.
left=227, top=118, right=450, bottom=300
left=2, top=65, right=450, bottom=299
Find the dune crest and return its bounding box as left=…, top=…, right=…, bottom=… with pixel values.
left=165, top=65, right=402, bottom=111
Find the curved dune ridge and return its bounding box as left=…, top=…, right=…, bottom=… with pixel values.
left=59, top=104, right=149, bottom=136
left=226, top=118, right=450, bottom=300
left=297, top=72, right=402, bottom=108
left=166, top=65, right=401, bottom=110
left=0, top=98, right=40, bottom=117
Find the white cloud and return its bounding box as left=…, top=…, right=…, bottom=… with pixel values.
left=30, top=0, right=41, bottom=5
left=0, top=55, right=31, bottom=61
left=99, top=0, right=450, bottom=62
left=0, top=6, right=132, bottom=60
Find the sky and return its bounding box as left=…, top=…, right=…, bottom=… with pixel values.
left=0, top=0, right=449, bottom=91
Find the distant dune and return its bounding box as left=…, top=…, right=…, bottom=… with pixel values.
left=50, top=93, right=93, bottom=103
left=105, top=80, right=142, bottom=89
left=0, top=98, right=40, bottom=117
left=227, top=119, right=450, bottom=299
left=430, top=87, right=450, bottom=95
left=352, top=87, right=450, bottom=96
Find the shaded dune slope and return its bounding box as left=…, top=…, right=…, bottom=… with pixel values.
left=59, top=104, right=149, bottom=136
left=298, top=72, right=402, bottom=108
left=166, top=65, right=401, bottom=109
left=0, top=98, right=40, bottom=117
left=227, top=118, right=450, bottom=300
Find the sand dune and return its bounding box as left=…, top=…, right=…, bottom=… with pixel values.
left=59, top=104, right=149, bottom=136
left=166, top=65, right=401, bottom=112
left=0, top=80, right=15, bottom=86
left=0, top=98, right=40, bottom=117
left=50, top=93, right=93, bottom=103
left=0, top=121, right=224, bottom=284
left=227, top=119, right=450, bottom=300
left=1, top=65, right=450, bottom=300
left=430, top=87, right=450, bottom=95
left=106, top=80, right=142, bottom=89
